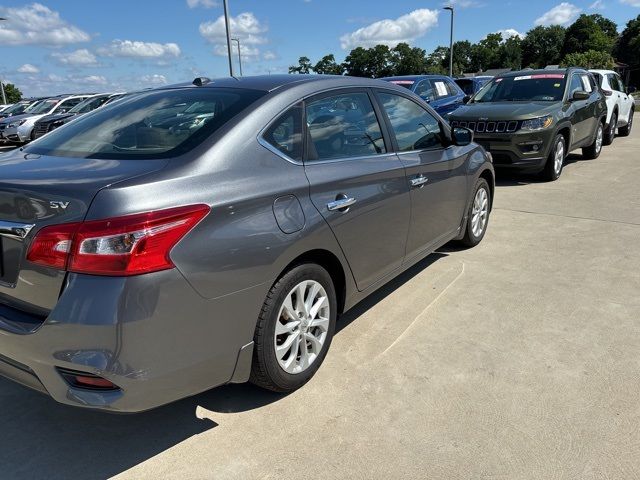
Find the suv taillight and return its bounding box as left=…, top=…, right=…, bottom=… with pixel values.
left=27, top=204, right=209, bottom=276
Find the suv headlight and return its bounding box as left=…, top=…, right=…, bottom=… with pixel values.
left=521, top=115, right=553, bottom=131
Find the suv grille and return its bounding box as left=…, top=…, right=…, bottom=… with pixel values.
left=32, top=123, right=50, bottom=139
left=450, top=120, right=520, bottom=133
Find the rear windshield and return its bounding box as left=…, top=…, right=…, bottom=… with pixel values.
left=25, top=87, right=265, bottom=159
left=473, top=74, right=567, bottom=102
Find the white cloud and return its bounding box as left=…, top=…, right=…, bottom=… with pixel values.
left=98, top=40, right=181, bottom=59
left=51, top=48, right=99, bottom=66
left=496, top=28, right=524, bottom=39
left=620, top=0, right=640, bottom=6
left=186, top=0, right=218, bottom=8
left=340, top=9, right=439, bottom=50
left=0, top=3, right=90, bottom=46
left=444, top=0, right=483, bottom=7
left=17, top=63, right=40, bottom=74
left=81, top=75, right=108, bottom=85
left=534, top=3, right=582, bottom=26
left=589, top=0, right=605, bottom=9
left=141, top=74, right=168, bottom=85
left=263, top=50, right=278, bottom=61
left=199, top=12, right=268, bottom=57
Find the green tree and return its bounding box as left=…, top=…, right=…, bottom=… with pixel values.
left=289, top=56, right=312, bottom=74
left=1, top=83, right=22, bottom=103
left=561, top=14, right=617, bottom=57
left=440, top=40, right=473, bottom=75
left=498, top=36, right=523, bottom=70
left=470, top=33, right=503, bottom=72
left=312, top=54, right=344, bottom=75
left=560, top=50, right=615, bottom=69
left=343, top=45, right=394, bottom=78
left=426, top=46, right=448, bottom=75
left=390, top=43, right=428, bottom=76
left=614, top=15, right=640, bottom=86
left=521, top=25, right=566, bottom=68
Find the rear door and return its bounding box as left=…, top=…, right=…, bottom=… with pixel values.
left=375, top=89, right=468, bottom=262
left=612, top=74, right=633, bottom=122
left=567, top=73, right=592, bottom=145
left=303, top=89, right=411, bottom=291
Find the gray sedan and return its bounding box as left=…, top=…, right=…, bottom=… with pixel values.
left=0, top=75, right=494, bottom=412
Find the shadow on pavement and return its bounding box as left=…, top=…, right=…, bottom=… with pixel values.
left=0, top=251, right=448, bottom=480
left=494, top=153, right=583, bottom=187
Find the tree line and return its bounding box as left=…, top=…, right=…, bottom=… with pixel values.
left=290, top=13, right=640, bottom=86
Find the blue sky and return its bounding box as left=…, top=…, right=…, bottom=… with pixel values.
left=1, top=0, right=639, bottom=96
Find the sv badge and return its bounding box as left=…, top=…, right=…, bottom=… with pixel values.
left=50, top=201, right=70, bottom=210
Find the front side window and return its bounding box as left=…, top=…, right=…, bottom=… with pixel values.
left=414, top=80, right=435, bottom=102
left=24, top=88, right=265, bottom=159
left=617, top=75, right=626, bottom=92
left=305, top=92, right=386, bottom=161
left=70, top=96, right=110, bottom=114
left=568, top=74, right=584, bottom=97
left=53, top=98, right=85, bottom=114
left=263, top=104, right=303, bottom=161
left=378, top=92, right=444, bottom=152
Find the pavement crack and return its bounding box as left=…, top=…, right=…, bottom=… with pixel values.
left=495, top=207, right=640, bottom=227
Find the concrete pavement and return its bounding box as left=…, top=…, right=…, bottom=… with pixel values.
left=1, top=117, right=639, bottom=479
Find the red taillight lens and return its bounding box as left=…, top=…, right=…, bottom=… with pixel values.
left=603, top=89, right=613, bottom=97
left=27, top=204, right=209, bottom=276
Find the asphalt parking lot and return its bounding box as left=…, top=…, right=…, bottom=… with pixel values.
left=1, top=116, right=639, bottom=480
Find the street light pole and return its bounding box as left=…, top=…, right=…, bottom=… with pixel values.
left=231, top=38, right=243, bottom=76
left=222, top=0, right=234, bottom=77
left=444, top=6, right=454, bottom=78
left=0, top=17, right=7, bottom=104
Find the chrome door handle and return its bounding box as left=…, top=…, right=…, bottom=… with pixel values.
left=327, top=196, right=356, bottom=211
left=409, top=175, right=429, bottom=188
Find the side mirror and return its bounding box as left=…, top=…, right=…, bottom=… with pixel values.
left=628, top=86, right=636, bottom=94
left=572, top=90, right=590, bottom=101
left=463, top=95, right=471, bottom=104
left=452, top=127, right=473, bottom=146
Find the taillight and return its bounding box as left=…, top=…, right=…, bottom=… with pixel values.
left=602, top=89, right=613, bottom=97
left=27, top=204, right=209, bottom=276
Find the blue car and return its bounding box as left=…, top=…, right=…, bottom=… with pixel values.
left=455, top=76, right=493, bottom=97
left=381, top=75, right=467, bottom=118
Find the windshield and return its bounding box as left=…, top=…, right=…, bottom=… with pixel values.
left=25, top=87, right=265, bottom=160
left=69, top=95, right=110, bottom=114
left=29, top=99, right=60, bottom=114
left=473, top=74, right=566, bottom=102
left=5, top=102, right=31, bottom=114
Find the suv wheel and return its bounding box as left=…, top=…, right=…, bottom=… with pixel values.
left=460, top=178, right=491, bottom=247
left=250, top=263, right=337, bottom=393
left=542, top=134, right=565, bottom=181
left=582, top=121, right=604, bottom=160
left=604, top=112, right=616, bottom=146
left=619, top=109, right=634, bottom=137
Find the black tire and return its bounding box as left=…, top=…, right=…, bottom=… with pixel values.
left=582, top=121, right=604, bottom=160
left=250, top=263, right=337, bottom=393
left=460, top=178, right=491, bottom=248
left=619, top=109, right=634, bottom=137
left=542, top=134, right=566, bottom=182
left=603, top=112, right=616, bottom=146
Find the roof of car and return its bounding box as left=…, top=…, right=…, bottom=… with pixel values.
left=381, top=75, right=450, bottom=82
left=164, top=74, right=397, bottom=93
left=498, top=68, right=584, bottom=77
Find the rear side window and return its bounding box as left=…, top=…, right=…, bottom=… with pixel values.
left=305, top=91, right=386, bottom=161
left=25, top=88, right=265, bottom=159
left=455, top=79, right=474, bottom=96
left=608, top=74, right=622, bottom=92
left=414, top=80, right=435, bottom=102
left=378, top=92, right=444, bottom=152
left=263, top=104, right=303, bottom=162
left=432, top=80, right=450, bottom=98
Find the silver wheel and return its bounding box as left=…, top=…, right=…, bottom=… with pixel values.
left=554, top=140, right=564, bottom=175
left=274, top=280, right=330, bottom=374
left=471, top=187, right=489, bottom=238
left=595, top=124, right=603, bottom=153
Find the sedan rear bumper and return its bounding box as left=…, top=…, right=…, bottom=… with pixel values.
left=0, top=269, right=267, bottom=412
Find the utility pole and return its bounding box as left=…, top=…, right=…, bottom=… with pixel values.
left=444, top=5, right=454, bottom=78
left=0, top=18, right=7, bottom=104
left=223, top=0, right=234, bottom=77
left=231, top=38, right=242, bottom=76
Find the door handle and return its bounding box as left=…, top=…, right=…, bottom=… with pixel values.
left=327, top=195, right=356, bottom=211
left=409, top=175, right=429, bottom=188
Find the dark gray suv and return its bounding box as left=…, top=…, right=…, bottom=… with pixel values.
left=0, top=75, right=494, bottom=412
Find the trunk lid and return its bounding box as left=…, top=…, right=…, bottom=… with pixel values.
left=0, top=150, right=168, bottom=315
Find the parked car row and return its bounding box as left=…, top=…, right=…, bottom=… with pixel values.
left=0, top=67, right=634, bottom=413
left=0, top=92, right=125, bottom=144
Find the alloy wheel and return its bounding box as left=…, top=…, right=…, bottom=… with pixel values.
left=595, top=124, right=603, bottom=154
left=471, top=187, right=489, bottom=238
left=554, top=140, right=564, bottom=176
left=274, top=280, right=330, bottom=374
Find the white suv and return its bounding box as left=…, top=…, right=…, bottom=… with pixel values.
left=590, top=69, right=635, bottom=145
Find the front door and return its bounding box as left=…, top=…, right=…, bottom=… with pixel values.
left=375, top=90, right=469, bottom=262
left=303, top=89, right=411, bottom=291
left=567, top=73, right=593, bottom=145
